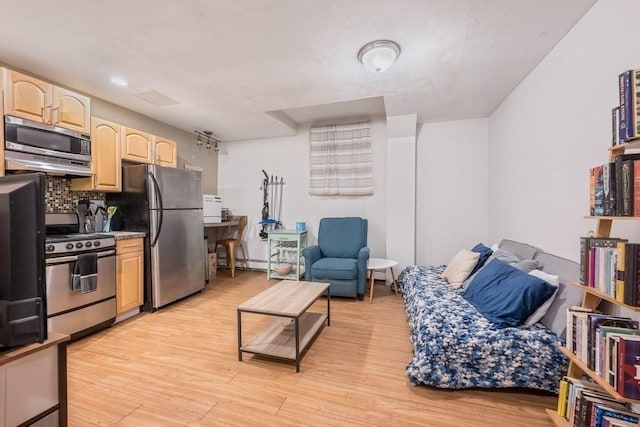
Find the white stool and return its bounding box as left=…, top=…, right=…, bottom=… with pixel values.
left=366, top=258, right=399, bottom=304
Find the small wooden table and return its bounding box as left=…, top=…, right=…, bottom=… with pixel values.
left=367, top=258, right=399, bottom=304
left=237, top=280, right=330, bottom=372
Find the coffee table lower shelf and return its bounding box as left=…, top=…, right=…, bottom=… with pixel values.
left=239, top=312, right=328, bottom=371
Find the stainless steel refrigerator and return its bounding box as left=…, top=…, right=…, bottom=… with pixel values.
left=107, top=164, right=205, bottom=311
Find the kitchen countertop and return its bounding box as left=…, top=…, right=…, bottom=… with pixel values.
left=100, top=231, right=146, bottom=240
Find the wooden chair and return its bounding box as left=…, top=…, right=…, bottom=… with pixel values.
left=215, top=215, right=248, bottom=278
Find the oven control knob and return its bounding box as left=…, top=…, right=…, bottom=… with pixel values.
left=66, top=243, right=74, bottom=250
left=94, top=241, right=101, bottom=247
left=85, top=241, right=92, bottom=247
left=75, top=242, right=84, bottom=249
left=46, top=245, right=55, bottom=252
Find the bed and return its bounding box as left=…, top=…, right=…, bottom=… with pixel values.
left=397, top=240, right=582, bottom=392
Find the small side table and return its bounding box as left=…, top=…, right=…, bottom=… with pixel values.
left=366, top=258, right=399, bottom=304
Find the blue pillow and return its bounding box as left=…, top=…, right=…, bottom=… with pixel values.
left=462, top=259, right=557, bottom=327
left=469, top=243, right=493, bottom=276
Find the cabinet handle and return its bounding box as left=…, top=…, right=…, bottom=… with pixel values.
left=40, top=107, right=45, bottom=121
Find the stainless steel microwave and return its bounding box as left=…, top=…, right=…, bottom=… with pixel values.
left=4, top=115, right=92, bottom=176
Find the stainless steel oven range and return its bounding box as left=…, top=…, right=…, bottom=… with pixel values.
left=45, top=213, right=116, bottom=340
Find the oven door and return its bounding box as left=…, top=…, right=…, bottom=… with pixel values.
left=45, top=250, right=116, bottom=336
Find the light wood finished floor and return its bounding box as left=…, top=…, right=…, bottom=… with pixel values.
left=67, top=271, right=556, bottom=426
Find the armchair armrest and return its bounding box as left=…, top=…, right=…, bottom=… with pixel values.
left=302, top=245, right=321, bottom=281
left=357, top=247, right=370, bottom=262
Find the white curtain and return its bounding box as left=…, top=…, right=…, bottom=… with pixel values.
left=309, top=121, right=373, bottom=196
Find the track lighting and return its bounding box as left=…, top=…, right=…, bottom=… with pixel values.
left=193, top=130, right=220, bottom=151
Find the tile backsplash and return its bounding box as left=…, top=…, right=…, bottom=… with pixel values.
left=45, top=177, right=105, bottom=213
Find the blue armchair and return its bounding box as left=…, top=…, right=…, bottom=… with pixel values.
left=302, top=217, right=370, bottom=299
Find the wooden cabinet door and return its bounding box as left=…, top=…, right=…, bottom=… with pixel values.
left=73, top=117, right=121, bottom=192
left=3, top=70, right=50, bottom=123
left=153, top=136, right=177, bottom=168
left=122, top=127, right=152, bottom=164
left=116, top=249, right=144, bottom=314
left=51, top=86, right=91, bottom=134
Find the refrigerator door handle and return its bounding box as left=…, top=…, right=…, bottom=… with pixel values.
left=148, top=171, right=164, bottom=247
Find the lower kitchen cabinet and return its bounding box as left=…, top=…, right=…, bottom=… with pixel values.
left=116, top=238, right=144, bottom=314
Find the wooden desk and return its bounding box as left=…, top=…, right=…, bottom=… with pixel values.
left=204, top=219, right=239, bottom=228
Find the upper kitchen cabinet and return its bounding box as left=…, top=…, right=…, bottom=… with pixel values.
left=122, top=127, right=152, bottom=164
left=2, top=69, right=90, bottom=135
left=71, top=117, right=121, bottom=192
left=153, top=136, right=177, bottom=168
left=122, top=128, right=178, bottom=168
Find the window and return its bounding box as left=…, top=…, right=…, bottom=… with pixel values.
left=309, top=120, right=373, bottom=196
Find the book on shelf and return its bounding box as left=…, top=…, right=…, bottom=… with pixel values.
left=564, top=376, right=604, bottom=425
left=579, top=237, right=626, bottom=289
left=581, top=391, right=627, bottom=427
left=623, top=243, right=640, bottom=306
left=621, top=160, right=634, bottom=216
left=591, top=402, right=639, bottom=427
left=604, top=162, right=617, bottom=216
left=557, top=377, right=569, bottom=416
left=635, top=160, right=640, bottom=217
left=589, top=315, right=635, bottom=371
left=613, top=106, right=622, bottom=147
left=603, top=415, right=640, bottom=427
left=618, top=69, right=640, bottom=142
left=606, top=331, right=640, bottom=393
left=619, top=72, right=629, bottom=142
left=597, top=326, right=640, bottom=378
left=615, top=154, right=640, bottom=215
left=591, top=165, right=604, bottom=216
left=617, top=335, right=640, bottom=399
left=567, top=306, right=596, bottom=356
left=617, top=241, right=627, bottom=303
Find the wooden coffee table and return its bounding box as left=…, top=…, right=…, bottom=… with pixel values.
left=237, top=280, right=330, bottom=372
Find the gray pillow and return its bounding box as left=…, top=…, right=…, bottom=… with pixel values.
left=514, top=259, right=539, bottom=273
left=534, top=253, right=581, bottom=339
left=461, top=249, right=538, bottom=290
left=499, top=239, right=540, bottom=260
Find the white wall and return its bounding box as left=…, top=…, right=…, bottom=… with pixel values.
left=386, top=114, right=417, bottom=272
left=217, top=117, right=387, bottom=268
left=488, top=0, right=640, bottom=261
left=416, top=119, right=489, bottom=265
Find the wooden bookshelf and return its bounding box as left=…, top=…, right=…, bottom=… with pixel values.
left=550, top=115, right=640, bottom=424
left=560, top=347, right=640, bottom=404
left=545, top=409, right=567, bottom=427
left=570, top=282, right=640, bottom=312
left=610, top=140, right=640, bottom=154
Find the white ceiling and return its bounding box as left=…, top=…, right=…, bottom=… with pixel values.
left=0, top=0, right=596, bottom=142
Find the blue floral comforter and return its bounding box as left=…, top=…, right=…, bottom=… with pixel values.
left=398, top=265, right=568, bottom=392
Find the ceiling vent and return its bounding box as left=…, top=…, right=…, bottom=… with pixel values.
left=135, top=90, right=179, bottom=106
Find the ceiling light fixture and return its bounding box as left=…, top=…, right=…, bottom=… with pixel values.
left=357, top=40, right=401, bottom=73
left=110, top=77, right=128, bottom=87
left=194, top=130, right=220, bottom=151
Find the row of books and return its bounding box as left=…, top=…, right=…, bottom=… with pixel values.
left=579, top=237, right=640, bottom=306
left=614, top=69, right=640, bottom=145
left=567, top=307, right=640, bottom=399
left=556, top=375, right=639, bottom=426
left=589, top=153, right=640, bottom=217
